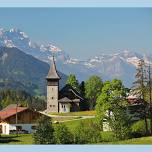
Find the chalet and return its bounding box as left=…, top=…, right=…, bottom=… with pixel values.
left=46, top=57, right=84, bottom=113
left=0, top=104, right=49, bottom=135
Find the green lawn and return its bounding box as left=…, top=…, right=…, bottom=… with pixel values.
left=110, top=136, right=152, bottom=144
left=0, top=134, right=33, bottom=144
left=49, top=110, right=96, bottom=116
left=1, top=133, right=152, bottom=144
left=62, top=118, right=94, bottom=132
left=52, top=116, right=81, bottom=122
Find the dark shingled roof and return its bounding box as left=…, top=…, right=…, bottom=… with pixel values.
left=46, top=56, right=60, bottom=79
left=59, top=84, right=84, bottom=100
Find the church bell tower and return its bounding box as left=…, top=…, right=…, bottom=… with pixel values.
left=46, top=56, right=60, bottom=113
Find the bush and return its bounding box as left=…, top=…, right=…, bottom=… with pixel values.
left=131, top=119, right=150, bottom=137
left=54, top=124, right=74, bottom=144
left=73, top=120, right=101, bottom=144
left=33, top=116, right=54, bottom=144
left=100, top=131, right=117, bottom=142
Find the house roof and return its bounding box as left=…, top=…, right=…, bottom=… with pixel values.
left=46, top=56, right=60, bottom=80
left=0, top=107, right=28, bottom=120
left=1, top=104, right=19, bottom=111
left=58, top=97, right=80, bottom=103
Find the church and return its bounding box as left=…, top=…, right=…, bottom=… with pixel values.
left=46, top=57, right=84, bottom=113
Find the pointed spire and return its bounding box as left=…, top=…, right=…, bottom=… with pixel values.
left=46, top=56, right=60, bottom=80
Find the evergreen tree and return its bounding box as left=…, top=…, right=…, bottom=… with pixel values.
left=146, top=62, right=152, bottom=135
left=79, top=81, right=89, bottom=110
left=132, top=59, right=149, bottom=135
left=79, top=81, right=85, bottom=97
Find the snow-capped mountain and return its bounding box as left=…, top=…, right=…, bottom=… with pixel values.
left=0, top=27, right=151, bottom=87
left=0, top=28, right=69, bottom=63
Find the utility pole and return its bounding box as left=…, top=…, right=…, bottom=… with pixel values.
left=16, top=101, right=18, bottom=136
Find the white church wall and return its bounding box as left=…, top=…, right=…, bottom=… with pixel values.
left=59, top=103, right=70, bottom=113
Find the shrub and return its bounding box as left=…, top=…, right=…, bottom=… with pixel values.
left=100, top=131, right=117, bottom=142
left=54, top=124, right=74, bottom=144
left=73, top=120, right=101, bottom=144
left=33, top=116, right=54, bottom=144
left=131, top=119, right=150, bottom=137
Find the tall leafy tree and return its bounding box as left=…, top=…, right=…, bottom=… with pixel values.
left=96, top=79, right=130, bottom=140
left=85, top=75, right=103, bottom=109
left=33, top=116, right=54, bottom=144
left=66, top=74, right=80, bottom=92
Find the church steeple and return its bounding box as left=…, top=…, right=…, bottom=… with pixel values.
left=46, top=56, right=60, bottom=80
left=46, top=56, right=60, bottom=113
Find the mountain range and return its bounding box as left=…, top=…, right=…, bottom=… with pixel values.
left=0, top=47, right=67, bottom=95
left=0, top=27, right=152, bottom=88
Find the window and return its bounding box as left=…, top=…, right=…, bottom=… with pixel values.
left=50, top=105, right=52, bottom=107
left=16, top=126, right=22, bottom=131
left=31, top=126, right=36, bottom=130
left=62, top=105, right=63, bottom=108
left=4, top=126, right=6, bottom=134
left=0, top=125, right=2, bottom=134
left=52, top=97, right=54, bottom=99
left=53, top=105, right=55, bottom=107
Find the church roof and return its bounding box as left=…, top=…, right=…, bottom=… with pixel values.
left=46, top=56, right=60, bottom=80
left=58, top=97, right=80, bottom=103
left=59, top=84, right=84, bottom=100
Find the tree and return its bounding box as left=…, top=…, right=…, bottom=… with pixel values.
left=85, top=75, right=103, bottom=109
left=79, top=81, right=85, bottom=97
left=146, top=63, right=152, bottom=135
left=33, top=116, right=54, bottom=144
left=79, top=81, right=89, bottom=110
left=96, top=79, right=131, bottom=140
left=66, top=74, right=80, bottom=92
left=54, top=124, right=73, bottom=144
left=132, top=59, right=149, bottom=135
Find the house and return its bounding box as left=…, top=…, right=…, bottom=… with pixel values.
left=46, top=56, right=84, bottom=113
left=0, top=104, right=49, bottom=135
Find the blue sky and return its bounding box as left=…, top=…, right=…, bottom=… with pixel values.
left=0, top=8, right=152, bottom=59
